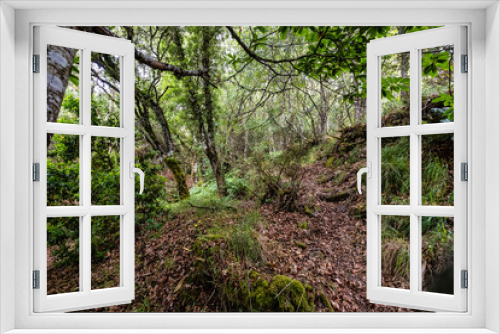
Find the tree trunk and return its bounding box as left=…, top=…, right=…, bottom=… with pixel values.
left=136, top=90, right=190, bottom=200
left=164, top=157, right=190, bottom=200
left=268, top=110, right=275, bottom=154
left=173, top=26, right=226, bottom=197
left=201, top=27, right=226, bottom=197
left=244, top=124, right=249, bottom=159
left=319, top=81, right=328, bottom=138
left=47, top=45, right=77, bottom=146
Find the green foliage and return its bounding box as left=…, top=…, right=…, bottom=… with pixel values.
left=381, top=216, right=410, bottom=239
left=224, top=169, right=251, bottom=199
left=422, top=155, right=453, bottom=205
left=47, top=135, right=80, bottom=206
left=381, top=76, right=410, bottom=100
left=60, top=94, right=80, bottom=122
left=69, top=54, right=80, bottom=86
left=203, top=211, right=264, bottom=263
left=136, top=149, right=169, bottom=233
left=47, top=217, right=79, bottom=267
left=431, top=94, right=454, bottom=121
left=422, top=46, right=454, bottom=121
left=422, top=47, right=453, bottom=77
left=91, top=216, right=120, bottom=262
left=381, top=137, right=410, bottom=205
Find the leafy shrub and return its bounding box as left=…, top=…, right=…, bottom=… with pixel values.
left=225, top=171, right=250, bottom=199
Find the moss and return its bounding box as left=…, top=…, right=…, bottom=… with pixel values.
left=295, top=240, right=307, bottom=249
left=325, top=156, right=335, bottom=168
left=319, top=291, right=334, bottom=312
left=332, top=171, right=348, bottom=185
left=303, top=205, right=315, bottom=217
left=269, top=275, right=315, bottom=312
left=222, top=272, right=316, bottom=312
left=248, top=269, right=261, bottom=281
left=252, top=278, right=273, bottom=310
left=317, top=174, right=331, bottom=184
left=297, top=221, right=308, bottom=230
left=164, top=157, right=190, bottom=200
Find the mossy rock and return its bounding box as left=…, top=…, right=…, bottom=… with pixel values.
left=297, top=221, right=308, bottom=230
left=269, top=275, right=315, bottom=312
left=226, top=272, right=316, bottom=312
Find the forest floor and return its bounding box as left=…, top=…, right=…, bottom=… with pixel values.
left=53, top=124, right=413, bottom=313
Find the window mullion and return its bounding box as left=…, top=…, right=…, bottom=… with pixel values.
left=81, top=47, right=92, bottom=294
left=409, top=47, right=420, bottom=294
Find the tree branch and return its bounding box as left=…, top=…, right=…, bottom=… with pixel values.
left=71, top=26, right=208, bottom=78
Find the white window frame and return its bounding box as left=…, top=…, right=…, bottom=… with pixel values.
left=1, top=1, right=499, bottom=333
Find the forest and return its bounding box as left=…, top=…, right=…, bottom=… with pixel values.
left=45, top=26, right=455, bottom=312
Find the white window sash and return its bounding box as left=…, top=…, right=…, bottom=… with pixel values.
left=366, top=26, right=467, bottom=312
left=33, top=26, right=136, bottom=313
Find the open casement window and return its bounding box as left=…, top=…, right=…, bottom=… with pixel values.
left=33, top=26, right=139, bottom=312
left=364, top=26, right=467, bottom=312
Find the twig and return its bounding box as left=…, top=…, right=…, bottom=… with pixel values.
left=274, top=279, right=295, bottom=299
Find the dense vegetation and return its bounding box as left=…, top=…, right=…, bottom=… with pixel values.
left=45, top=26, right=455, bottom=311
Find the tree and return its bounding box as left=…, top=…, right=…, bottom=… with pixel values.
left=46, top=45, right=77, bottom=146
left=75, top=26, right=193, bottom=200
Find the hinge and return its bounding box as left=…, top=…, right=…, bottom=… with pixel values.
left=461, top=54, right=468, bottom=73
left=461, top=270, right=468, bottom=289
left=33, top=270, right=40, bottom=289
left=461, top=162, right=468, bottom=182
left=33, top=54, right=40, bottom=73
left=33, top=163, right=40, bottom=182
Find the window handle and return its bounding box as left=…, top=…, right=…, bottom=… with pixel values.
left=129, top=162, right=145, bottom=194
left=357, top=162, right=371, bottom=194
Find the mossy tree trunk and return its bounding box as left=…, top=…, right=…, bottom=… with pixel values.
left=164, top=157, right=190, bottom=200
left=173, top=26, right=227, bottom=197
left=86, top=38, right=192, bottom=201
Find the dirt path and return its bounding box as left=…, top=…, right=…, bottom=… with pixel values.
left=259, top=161, right=410, bottom=312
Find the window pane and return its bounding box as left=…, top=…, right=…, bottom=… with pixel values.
left=381, top=52, right=410, bottom=127
left=47, top=46, right=80, bottom=126
left=381, top=215, right=410, bottom=289
left=381, top=137, right=410, bottom=205
left=47, top=217, right=80, bottom=295
left=421, top=134, right=454, bottom=206
left=91, top=216, right=120, bottom=289
left=91, top=52, right=121, bottom=127
left=421, top=216, right=454, bottom=295
left=421, top=45, right=454, bottom=124
left=91, top=136, right=120, bottom=205
left=47, top=134, right=80, bottom=206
